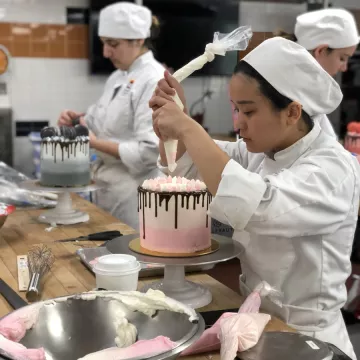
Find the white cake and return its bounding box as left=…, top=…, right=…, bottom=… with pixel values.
left=138, top=176, right=212, bottom=253
left=40, top=125, right=90, bottom=187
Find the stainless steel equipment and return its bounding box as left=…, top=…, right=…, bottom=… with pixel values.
left=0, top=292, right=205, bottom=360
left=26, top=245, right=55, bottom=302
left=239, top=332, right=334, bottom=360
left=106, top=233, right=244, bottom=309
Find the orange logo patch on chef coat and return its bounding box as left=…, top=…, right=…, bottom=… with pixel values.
left=123, top=79, right=135, bottom=95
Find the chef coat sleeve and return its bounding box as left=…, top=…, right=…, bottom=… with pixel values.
left=84, top=104, right=96, bottom=133
left=209, top=151, right=358, bottom=237
left=157, top=139, right=249, bottom=180
left=119, top=79, right=160, bottom=175
left=84, top=71, right=118, bottom=134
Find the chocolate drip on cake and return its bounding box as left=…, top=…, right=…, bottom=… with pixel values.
left=40, top=124, right=90, bottom=163
left=206, top=192, right=212, bottom=228
left=40, top=140, right=89, bottom=163
left=138, top=187, right=212, bottom=238
left=174, top=194, right=178, bottom=229
left=155, top=193, right=158, bottom=217
left=138, top=191, right=146, bottom=239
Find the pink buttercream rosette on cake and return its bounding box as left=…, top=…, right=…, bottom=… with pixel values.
left=181, top=281, right=277, bottom=359
left=142, top=176, right=207, bottom=192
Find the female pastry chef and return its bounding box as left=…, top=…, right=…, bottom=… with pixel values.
left=150, top=37, right=360, bottom=359
left=277, top=8, right=360, bottom=138
left=58, top=2, right=164, bottom=230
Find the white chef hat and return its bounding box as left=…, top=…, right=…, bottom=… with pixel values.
left=243, top=37, right=343, bottom=117
left=295, top=8, right=360, bottom=50
left=98, top=2, right=152, bottom=39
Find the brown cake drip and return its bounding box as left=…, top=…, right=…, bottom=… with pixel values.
left=41, top=139, right=89, bottom=163
left=138, top=186, right=212, bottom=239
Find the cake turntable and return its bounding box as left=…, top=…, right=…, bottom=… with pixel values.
left=19, top=180, right=103, bottom=225
left=107, top=233, right=244, bottom=309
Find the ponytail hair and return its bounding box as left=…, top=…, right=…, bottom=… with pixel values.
left=273, top=29, right=297, bottom=42
left=144, top=15, right=161, bottom=51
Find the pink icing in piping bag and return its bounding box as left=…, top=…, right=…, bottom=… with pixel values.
left=164, top=26, right=253, bottom=173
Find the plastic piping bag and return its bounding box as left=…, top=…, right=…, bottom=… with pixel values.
left=164, top=26, right=253, bottom=172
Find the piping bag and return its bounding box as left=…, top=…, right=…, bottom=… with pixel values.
left=164, top=26, right=253, bottom=172
left=180, top=281, right=279, bottom=358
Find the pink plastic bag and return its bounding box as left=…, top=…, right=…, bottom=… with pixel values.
left=181, top=281, right=278, bottom=357
left=238, top=281, right=276, bottom=313
left=79, top=336, right=176, bottom=360
left=0, top=304, right=42, bottom=342
left=219, top=313, right=271, bottom=360
left=0, top=334, right=45, bottom=360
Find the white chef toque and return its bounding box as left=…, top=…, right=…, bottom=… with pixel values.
left=295, top=8, right=360, bottom=50
left=98, top=2, right=152, bottom=39
left=243, top=37, right=343, bottom=117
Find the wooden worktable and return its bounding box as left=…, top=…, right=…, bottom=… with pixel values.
left=0, top=195, right=294, bottom=359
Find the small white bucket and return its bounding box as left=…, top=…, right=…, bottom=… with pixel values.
left=93, top=254, right=141, bottom=291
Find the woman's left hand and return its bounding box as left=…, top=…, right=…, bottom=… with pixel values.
left=150, top=95, right=194, bottom=141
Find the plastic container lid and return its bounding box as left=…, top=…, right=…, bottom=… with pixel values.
left=93, top=254, right=141, bottom=276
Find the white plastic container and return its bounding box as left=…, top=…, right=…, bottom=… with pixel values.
left=92, top=254, right=141, bottom=291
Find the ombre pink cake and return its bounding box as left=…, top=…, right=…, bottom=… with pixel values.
left=138, top=176, right=212, bottom=254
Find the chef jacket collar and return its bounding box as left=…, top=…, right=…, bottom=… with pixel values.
left=266, top=120, right=321, bottom=164
left=117, top=50, right=155, bottom=77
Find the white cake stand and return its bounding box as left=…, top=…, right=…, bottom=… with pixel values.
left=106, top=234, right=244, bottom=309
left=19, top=180, right=102, bottom=225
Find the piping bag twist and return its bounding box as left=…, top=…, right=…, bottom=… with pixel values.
left=164, top=26, right=253, bottom=172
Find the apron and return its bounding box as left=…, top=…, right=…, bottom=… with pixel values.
left=239, top=272, right=356, bottom=360
left=88, top=52, right=164, bottom=230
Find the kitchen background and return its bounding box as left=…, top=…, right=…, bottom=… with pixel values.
left=0, top=0, right=358, bottom=178
left=0, top=0, right=359, bottom=356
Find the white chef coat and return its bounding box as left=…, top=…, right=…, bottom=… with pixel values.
left=318, top=113, right=337, bottom=138
left=158, top=120, right=360, bottom=359
left=86, top=51, right=164, bottom=230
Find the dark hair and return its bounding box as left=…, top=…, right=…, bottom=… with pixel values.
left=233, top=60, right=313, bottom=129
left=273, top=29, right=334, bottom=54
left=126, top=16, right=160, bottom=51
left=144, top=15, right=160, bottom=52
left=273, top=29, right=298, bottom=42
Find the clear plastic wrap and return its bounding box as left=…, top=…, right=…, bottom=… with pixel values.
left=0, top=162, right=57, bottom=208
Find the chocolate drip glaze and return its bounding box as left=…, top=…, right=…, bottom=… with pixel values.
left=174, top=194, right=178, bottom=229
left=206, top=191, right=212, bottom=228
left=138, top=187, right=212, bottom=239
left=41, top=139, right=89, bottom=163
left=155, top=193, right=158, bottom=217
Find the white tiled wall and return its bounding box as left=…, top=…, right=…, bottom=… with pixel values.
left=331, top=0, right=360, bottom=8
left=0, top=0, right=88, bottom=24
left=240, top=1, right=307, bottom=32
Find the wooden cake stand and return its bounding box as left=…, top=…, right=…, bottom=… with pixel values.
left=19, top=180, right=102, bottom=225
left=107, top=234, right=244, bottom=309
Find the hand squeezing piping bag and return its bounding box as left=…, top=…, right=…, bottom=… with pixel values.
left=164, top=26, right=253, bottom=172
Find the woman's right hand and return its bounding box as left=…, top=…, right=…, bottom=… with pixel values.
left=151, top=71, right=188, bottom=113
left=58, top=110, right=84, bottom=126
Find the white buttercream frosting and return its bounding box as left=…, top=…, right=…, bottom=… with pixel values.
left=43, top=135, right=89, bottom=142
left=141, top=176, right=206, bottom=192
